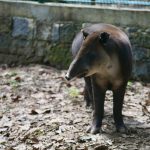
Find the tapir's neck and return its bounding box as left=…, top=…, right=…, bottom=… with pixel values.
left=94, top=53, right=123, bottom=90
left=97, top=53, right=122, bottom=79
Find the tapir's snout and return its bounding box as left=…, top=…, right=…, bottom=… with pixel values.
left=65, top=59, right=77, bottom=81
left=65, top=57, right=89, bottom=81
left=65, top=72, right=71, bottom=81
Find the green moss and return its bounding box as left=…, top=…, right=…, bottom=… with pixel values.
left=130, top=27, right=150, bottom=49
left=46, top=43, right=72, bottom=69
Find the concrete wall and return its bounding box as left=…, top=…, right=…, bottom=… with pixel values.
left=0, top=0, right=150, bottom=81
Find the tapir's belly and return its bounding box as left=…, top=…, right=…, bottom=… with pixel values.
left=95, top=76, right=123, bottom=91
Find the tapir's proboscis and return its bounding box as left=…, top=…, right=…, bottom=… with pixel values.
left=65, top=23, right=132, bottom=134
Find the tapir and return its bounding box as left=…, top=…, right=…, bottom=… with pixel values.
left=65, top=23, right=132, bottom=134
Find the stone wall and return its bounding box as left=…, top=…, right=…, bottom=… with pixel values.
left=0, top=0, right=150, bottom=81
left=0, top=16, right=73, bottom=68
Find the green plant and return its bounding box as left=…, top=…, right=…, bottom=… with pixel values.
left=68, top=86, right=79, bottom=97
left=9, top=79, right=20, bottom=88
left=127, top=81, right=132, bottom=86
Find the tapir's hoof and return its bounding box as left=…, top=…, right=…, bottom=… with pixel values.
left=86, top=126, right=102, bottom=134
left=116, top=125, right=130, bottom=134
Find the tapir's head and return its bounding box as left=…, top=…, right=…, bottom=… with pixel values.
left=65, top=30, right=110, bottom=81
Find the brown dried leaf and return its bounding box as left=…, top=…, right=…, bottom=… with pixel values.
left=145, top=99, right=150, bottom=106
left=20, top=124, right=30, bottom=131
left=140, top=102, right=150, bottom=116
left=13, top=143, right=26, bottom=150
left=30, top=109, right=39, bottom=115
left=75, top=146, right=88, bottom=150
left=78, top=136, right=92, bottom=143
left=7, top=147, right=15, bottom=150
left=30, top=137, right=39, bottom=144
left=11, top=95, right=21, bottom=102
left=94, top=145, right=109, bottom=150
left=0, top=112, right=3, bottom=119
left=15, top=76, right=21, bottom=82
left=42, top=109, right=51, bottom=114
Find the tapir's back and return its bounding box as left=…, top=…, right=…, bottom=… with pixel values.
left=71, top=23, right=132, bottom=80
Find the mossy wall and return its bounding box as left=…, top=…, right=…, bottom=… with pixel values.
left=0, top=0, right=150, bottom=81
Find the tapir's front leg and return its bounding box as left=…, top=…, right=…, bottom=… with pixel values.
left=87, top=77, right=106, bottom=134
left=84, top=77, right=93, bottom=107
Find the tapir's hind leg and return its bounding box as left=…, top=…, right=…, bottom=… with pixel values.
left=113, top=83, right=129, bottom=133
left=84, top=77, right=93, bottom=107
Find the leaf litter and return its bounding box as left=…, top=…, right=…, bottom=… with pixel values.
left=0, top=65, right=149, bottom=150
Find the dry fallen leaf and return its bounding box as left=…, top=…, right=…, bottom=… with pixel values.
left=19, top=124, right=30, bottom=131
left=11, top=95, right=21, bottom=102
left=30, top=110, right=39, bottom=115
left=42, top=109, right=51, bottom=114
left=78, top=136, right=92, bottom=143
left=14, top=76, right=22, bottom=82
left=94, top=145, right=109, bottom=150
left=0, top=112, right=3, bottom=119
left=139, top=102, right=150, bottom=116
left=75, top=146, right=88, bottom=150
left=145, top=99, right=150, bottom=106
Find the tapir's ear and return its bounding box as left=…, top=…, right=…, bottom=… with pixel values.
left=99, top=32, right=110, bottom=44
left=81, top=29, right=89, bottom=39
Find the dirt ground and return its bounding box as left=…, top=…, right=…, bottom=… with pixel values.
left=0, top=65, right=150, bottom=150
